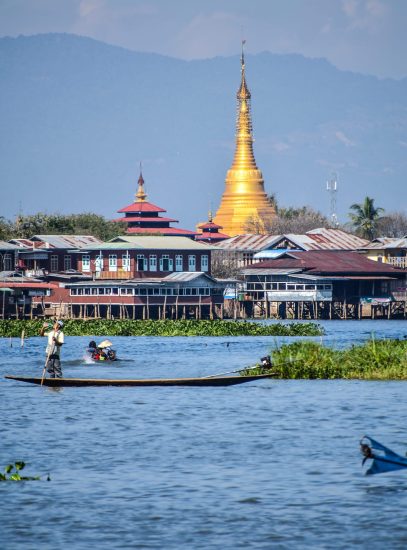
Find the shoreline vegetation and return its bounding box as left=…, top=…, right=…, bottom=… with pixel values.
left=246, top=339, right=407, bottom=380
left=0, top=319, right=324, bottom=338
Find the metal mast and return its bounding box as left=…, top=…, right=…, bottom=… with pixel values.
left=326, top=173, right=339, bottom=227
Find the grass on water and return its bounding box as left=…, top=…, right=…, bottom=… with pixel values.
left=0, top=319, right=324, bottom=338
left=246, top=339, right=407, bottom=380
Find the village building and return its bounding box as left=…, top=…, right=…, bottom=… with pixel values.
left=0, top=241, right=21, bottom=271
left=240, top=250, right=406, bottom=319
left=48, top=272, right=227, bottom=320
left=74, top=236, right=213, bottom=279
left=358, top=237, right=407, bottom=269
left=8, top=234, right=102, bottom=276
left=0, top=271, right=57, bottom=319
left=213, top=228, right=369, bottom=268
left=113, top=170, right=196, bottom=238
left=11, top=234, right=229, bottom=320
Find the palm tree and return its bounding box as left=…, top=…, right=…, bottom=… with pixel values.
left=348, top=197, right=384, bottom=240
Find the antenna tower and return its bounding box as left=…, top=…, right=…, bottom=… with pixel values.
left=326, top=173, right=338, bottom=227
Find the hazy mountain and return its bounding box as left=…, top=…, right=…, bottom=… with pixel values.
left=1, top=33, right=406, bottom=230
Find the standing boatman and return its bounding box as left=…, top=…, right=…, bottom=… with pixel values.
left=40, top=320, right=65, bottom=378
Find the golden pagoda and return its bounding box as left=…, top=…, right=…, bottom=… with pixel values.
left=214, top=43, right=276, bottom=236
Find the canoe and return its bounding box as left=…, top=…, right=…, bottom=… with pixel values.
left=4, top=374, right=273, bottom=387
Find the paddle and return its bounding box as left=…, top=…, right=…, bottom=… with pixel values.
left=202, top=365, right=277, bottom=379
left=202, top=357, right=303, bottom=379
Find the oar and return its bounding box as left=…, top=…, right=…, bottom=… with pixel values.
left=41, top=343, right=55, bottom=386
left=202, top=365, right=275, bottom=379
left=202, top=357, right=304, bottom=379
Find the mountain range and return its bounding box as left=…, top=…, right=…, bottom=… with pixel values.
left=1, top=33, right=406, bottom=230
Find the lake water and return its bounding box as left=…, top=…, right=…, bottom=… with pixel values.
left=1, top=320, right=407, bottom=549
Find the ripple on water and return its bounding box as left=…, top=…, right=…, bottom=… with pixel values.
left=1, top=321, right=407, bottom=549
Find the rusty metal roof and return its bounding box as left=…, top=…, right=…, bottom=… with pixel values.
left=214, top=234, right=279, bottom=251
left=30, top=235, right=102, bottom=248
left=247, top=250, right=406, bottom=276
left=360, top=237, right=407, bottom=250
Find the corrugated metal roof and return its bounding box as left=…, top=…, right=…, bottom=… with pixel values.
left=214, top=229, right=369, bottom=252
left=163, top=272, right=217, bottom=283
left=305, top=228, right=370, bottom=249
left=0, top=241, right=21, bottom=250
left=248, top=250, right=406, bottom=275
left=108, top=236, right=215, bottom=250
left=30, top=235, right=102, bottom=248
left=361, top=237, right=407, bottom=250
left=214, top=234, right=279, bottom=251
left=241, top=268, right=302, bottom=276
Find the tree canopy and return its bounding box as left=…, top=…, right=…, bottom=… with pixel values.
left=348, top=197, right=384, bottom=239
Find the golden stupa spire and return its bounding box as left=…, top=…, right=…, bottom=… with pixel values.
left=135, top=162, right=147, bottom=202
left=213, top=41, right=276, bottom=236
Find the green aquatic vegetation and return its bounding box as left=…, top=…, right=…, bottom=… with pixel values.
left=249, top=339, right=407, bottom=380
left=0, top=319, right=324, bottom=338
left=0, top=462, right=49, bottom=481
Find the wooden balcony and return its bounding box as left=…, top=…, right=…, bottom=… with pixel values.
left=96, top=270, right=132, bottom=280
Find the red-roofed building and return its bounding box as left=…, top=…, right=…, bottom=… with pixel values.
left=113, top=170, right=196, bottom=238
left=240, top=250, right=406, bottom=319
left=195, top=212, right=230, bottom=243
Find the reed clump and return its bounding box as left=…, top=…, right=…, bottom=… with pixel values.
left=260, top=339, right=407, bottom=380
left=0, top=319, right=323, bottom=338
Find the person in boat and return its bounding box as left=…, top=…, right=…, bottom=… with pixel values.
left=96, top=340, right=116, bottom=361
left=87, top=340, right=98, bottom=360
left=40, top=320, right=65, bottom=378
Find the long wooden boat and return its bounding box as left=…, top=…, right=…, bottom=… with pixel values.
left=4, top=374, right=273, bottom=387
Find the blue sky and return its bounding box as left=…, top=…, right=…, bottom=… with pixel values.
left=1, top=0, right=406, bottom=79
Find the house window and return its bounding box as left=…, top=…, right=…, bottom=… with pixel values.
left=122, top=253, right=131, bottom=272
left=3, top=253, right=12, bottom=271
left=149, top=255, right=157, bottom=271
left=50, top=255, right=58, bottom=272
left=137, top=255, right=147, bottom=271
left=201, top=255, right=209, bottom=272
left=64, top=255, right=71, bottom=271
left=188, top=255, right=196, bottom=271
left=175, top=255, right=183, bottom=271
left=109, top=255, right=117, bottom=272
left=91, top=288, right=98, bottom=295
left=277, top=283, right=286, bottom=290
left=70, top=288, right=77, bottom=296
left=82, top=255, right=90, bottom=272
left=160, top=254, right=173, bottom=271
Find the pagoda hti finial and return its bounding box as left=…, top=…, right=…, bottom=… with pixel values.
left=135, top=162, right=147, bottom=202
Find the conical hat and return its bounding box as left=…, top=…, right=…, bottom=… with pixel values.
left=98, top=340, right=113, bottom=348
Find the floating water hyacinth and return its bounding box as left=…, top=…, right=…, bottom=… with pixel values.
left=0, top=319, right=324, bottom=337
left=0, top=462, right=50, bottom=482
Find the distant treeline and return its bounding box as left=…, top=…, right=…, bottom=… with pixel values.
left=0, top=213, right=126, bottom=241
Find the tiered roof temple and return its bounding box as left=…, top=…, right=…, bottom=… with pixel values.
left=114, top=170, right=196, bottom=238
